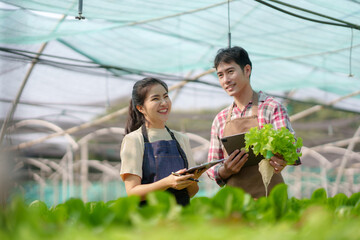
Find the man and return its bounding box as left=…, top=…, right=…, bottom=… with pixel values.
left=207, top=46, right=300, bottom=198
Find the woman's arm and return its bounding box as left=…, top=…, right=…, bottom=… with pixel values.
left=124, top=174, right=168, bottom=200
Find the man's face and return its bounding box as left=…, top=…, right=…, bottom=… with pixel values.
left=216, top=61, right=251, bottom=97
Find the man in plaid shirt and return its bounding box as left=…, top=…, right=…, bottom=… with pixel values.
left=206, top=46, right=300, bottom=194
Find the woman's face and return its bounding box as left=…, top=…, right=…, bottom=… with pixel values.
left=137, top=84, right=171, bottom=128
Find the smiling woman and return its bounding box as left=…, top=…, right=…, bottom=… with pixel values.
left=120, top=77, right=204, bottom=206
left=135, top=84, right=171, bottom=129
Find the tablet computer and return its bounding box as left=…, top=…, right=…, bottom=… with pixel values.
left=220, top=133, right=263, bottom=167
left=184, top=159, right=225, bottom=174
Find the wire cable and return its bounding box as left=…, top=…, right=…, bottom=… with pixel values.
left=268, top=0, right=360, bottom=29
left=254, top=0, right=360, bottom=30
left=227, top=0, right=231, bottom=47
left=75, top=0, right=85, bottom=20
left=0, top=46, right=221, bottom=88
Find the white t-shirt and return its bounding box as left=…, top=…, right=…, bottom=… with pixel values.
left=120, top=126, right=195, bottom=181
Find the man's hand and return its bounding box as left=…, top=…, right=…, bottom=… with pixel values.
left=269, top=153, right=287, bottom=174
left=218, top=149, right=248, bottom=180
left=192, top=168, right=207, bottom=180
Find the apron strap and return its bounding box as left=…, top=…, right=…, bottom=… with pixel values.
left=165, top=126, right=189, bottom=169
left=225, top=102, right=235, bottom=123
left=141, top=124, right=150, bottom=143
left=251, top=91, right=259, bottom=116
left=226, top=91, right=259, bottom=123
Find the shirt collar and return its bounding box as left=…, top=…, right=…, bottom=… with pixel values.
left=258, top=91, right=267, bottom=102
left=232, top=91, right=267, bottom=109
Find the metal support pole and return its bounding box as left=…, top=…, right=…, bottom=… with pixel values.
left=0, top=13, right=68, bottom=146
left=0, top=43, right=48, bottom=146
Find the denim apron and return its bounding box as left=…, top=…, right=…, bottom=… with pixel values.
left=140, top=125, right=190, bottom=206
left=223, top=92, right=284, bottom=198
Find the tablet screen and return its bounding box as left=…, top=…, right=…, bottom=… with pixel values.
left=221, top=133, right=263, bottom=167
left=184, top=159, right=225, bottom=174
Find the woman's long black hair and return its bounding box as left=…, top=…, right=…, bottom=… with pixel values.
left=125, top=77, right=168, bottom=134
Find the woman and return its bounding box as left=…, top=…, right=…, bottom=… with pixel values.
left=120, top=77, right=200, bottom=206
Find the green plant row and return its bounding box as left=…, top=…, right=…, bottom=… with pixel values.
left=1, top=184, right=360, bottom=240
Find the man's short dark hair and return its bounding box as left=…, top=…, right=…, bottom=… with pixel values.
left=214, top=46, right=252, bottom=70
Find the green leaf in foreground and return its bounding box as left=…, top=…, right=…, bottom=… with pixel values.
left=211, top=186, right=251, bottom=218
left=310, top=188, right=328, bottom=204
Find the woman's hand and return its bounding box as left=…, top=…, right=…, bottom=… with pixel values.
left=164, top=169, right=196, bottom=190
left=219, top=149, right=248, bottom=180
left=269, top=153, right=287, bottom=174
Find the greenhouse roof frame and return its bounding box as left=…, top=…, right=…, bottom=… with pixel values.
left=1, top=0, right=360, bottom=142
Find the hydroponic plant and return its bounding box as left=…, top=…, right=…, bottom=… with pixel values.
left=245, top=124, right=303, bottom=196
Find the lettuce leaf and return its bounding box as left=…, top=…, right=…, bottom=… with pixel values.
left=245, top=124, right=302, bottom=165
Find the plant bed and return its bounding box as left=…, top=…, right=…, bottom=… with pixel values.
left=1, top=184, right=359, bottom=240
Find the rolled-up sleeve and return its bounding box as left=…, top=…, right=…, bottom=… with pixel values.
left=206, top=117, right=226, bottom=186
left=120, top=133, right=144, bottom=180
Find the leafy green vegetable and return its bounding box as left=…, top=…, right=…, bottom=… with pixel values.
left=245, top=124, right=303, bottom=164
left=2, top=186, right=360, bottom=240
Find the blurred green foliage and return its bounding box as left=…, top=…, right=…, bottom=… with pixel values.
left=1, top=185, right=360, bottom=240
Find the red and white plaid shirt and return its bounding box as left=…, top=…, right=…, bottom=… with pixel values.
left=207, top=91, right=299, bottom=186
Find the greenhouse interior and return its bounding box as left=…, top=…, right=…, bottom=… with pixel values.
left=0, top=1, right=360, bottom=238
